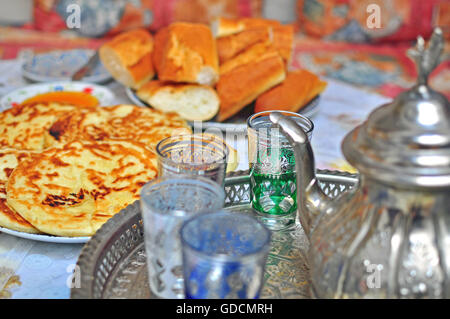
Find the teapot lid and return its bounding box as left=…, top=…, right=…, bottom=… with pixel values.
left=342, top=28, right=450, bottom=188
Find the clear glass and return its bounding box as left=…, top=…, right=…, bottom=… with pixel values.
left=247, top=111, right=314, bottom=231
left=156, top=134, right=229, bottom=186
left=180, top=211, right=271, bottom=299
left=140, top=176, right=225, bottom=299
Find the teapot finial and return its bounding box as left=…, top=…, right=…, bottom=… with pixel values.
left=342, top=26, right=450, bottom=188
left=407, top=27, right=445, bottom=85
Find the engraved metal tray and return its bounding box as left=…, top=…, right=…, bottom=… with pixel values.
left=71, top=169, right=358, bottom=299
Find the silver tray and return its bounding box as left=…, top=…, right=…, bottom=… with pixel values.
left=71, top=169, right=358, bottom=299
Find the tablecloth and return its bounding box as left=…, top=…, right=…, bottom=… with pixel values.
left=0, top=57, right=391, bottom=299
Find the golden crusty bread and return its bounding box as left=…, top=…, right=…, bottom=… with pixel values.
left=217, top=24, right=294, bottom=65
left=136, top=80, right=219, bottom=122
left=152, top=26, right=170, bottom=76
left=152, top=22, right=219, bottom=86
left=219, top=41, right=277, bottom=75
left=216, top=26, right=271, bottom=64
left=216, top=51, right=286, bottom=122
left=211, top=17, right=281, bottom=38
left=47, top=104, right=191, bottom=151
left=6, top=139, right=158, bottom=237
left=0, top=102, right=80, bottom=151
left=272, top=24, right=295, bottom=63
left=99, top=28, right=155, bottom=89
left=254, top=70, right=328, bottom=113
left=0, top=148, right=40, bottom=234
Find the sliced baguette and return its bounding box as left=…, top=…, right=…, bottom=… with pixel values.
left=254, top=70, right=327, bottom=113
left=99, top=28, right=155, bottom=89
left=272, top=24, right=295, bottom=63
left=216, top=26, right=271, bottom=64
left=152, top=22, right=219, bottom=86
left=137, top=80, right=220, bottom=122
left=219, top=41, right=278, bottom=75
left=216, top=52, right=286, bottom=122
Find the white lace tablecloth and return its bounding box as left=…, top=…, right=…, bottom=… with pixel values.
left=0, top=58, right=390, bottom=299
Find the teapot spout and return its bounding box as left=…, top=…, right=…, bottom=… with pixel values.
left=270, top=112, right=330, bottom=236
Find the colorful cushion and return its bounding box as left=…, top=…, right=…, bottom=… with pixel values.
left=297, top=0, right=450, bottom=43
left=32, top=0, right=262, bottom=38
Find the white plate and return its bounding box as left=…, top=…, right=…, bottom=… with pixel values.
left=0, top=226, right=90, bottom=244
left=0, top=81, right=115, bottom=111
left=126, top=87, right=321, bottom=132
left=21, top=49, right=111, bottom=84
left=0, top=81, right=114, bottom=243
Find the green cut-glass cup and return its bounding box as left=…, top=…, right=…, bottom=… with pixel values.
left=247, top=111, right=314, bottom=231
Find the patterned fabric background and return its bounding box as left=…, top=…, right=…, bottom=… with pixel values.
left=297, top=0, right=450, bottom=43
left=290, top=36, right=450, bottom=100
left=32, top=0, right=262, bottom=37
left=0, top=0, right=448, bottom=99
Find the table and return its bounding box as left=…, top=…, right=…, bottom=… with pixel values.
left=0, top=58, right=390, bottom=299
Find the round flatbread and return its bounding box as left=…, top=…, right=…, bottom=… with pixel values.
left=0, top=102, right=81, bottom=150
left=6, top=139, right=158, bottom=237
left=47, top=104, right=191, bottom=150
left=0, top=148, right=40, bottom=234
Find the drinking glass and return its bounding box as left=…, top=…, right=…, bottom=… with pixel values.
left=247, top=111, right=314, bottom=231
left=156, top=134, right=229, bottom=185
left=180, top=211, right=271, bottom=299
left=140, top=176, right=225, bottom=299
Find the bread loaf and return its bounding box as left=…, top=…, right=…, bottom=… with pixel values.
left=216, top=52, right=286, bottom=122
left=272, top=24, right=295, bottom=63
left=216, top=26, right=271, bottom=64
left=137, top=80, right=220, bottom=122
left=99, top=28, right=155, bottom=89
left=219, top=41, right=277, bottom=75
left=214, top=19, right=294, bottom=65
left=255, top=70, right=327, bottom=113
left=152, top=22, right=219, bottom=86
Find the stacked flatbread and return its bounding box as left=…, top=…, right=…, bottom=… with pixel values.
left=0, top=102, right=189, bottom=236
left=47, top=104, right=190, bottom=150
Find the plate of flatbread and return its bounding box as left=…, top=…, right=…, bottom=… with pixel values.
left=0, top=92, right=190, bottom=242
left=0, top=81, right=115, bottom=111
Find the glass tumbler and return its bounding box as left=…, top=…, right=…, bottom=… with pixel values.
left=180, top=211, right=271, bottom=299
left=140, top=176, right=225, bottom=299
left=156, top=134, right=229, bottom=185
left=247, top=111, right=314, bottom=231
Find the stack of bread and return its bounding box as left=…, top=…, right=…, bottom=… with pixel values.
left=99, top=17, right=327, bottom=122
left=0, top=101, right=190, bottom=237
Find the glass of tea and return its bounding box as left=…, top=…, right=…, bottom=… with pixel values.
left=156, top=134, right=229, bottom=186
left=247, top=111, right=314, bottom=231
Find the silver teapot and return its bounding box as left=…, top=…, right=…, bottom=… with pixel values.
left=270, top=28, right=450, bottom=298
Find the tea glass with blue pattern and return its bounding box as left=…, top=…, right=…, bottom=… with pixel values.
left=180, top=211, right=271, bottom=299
